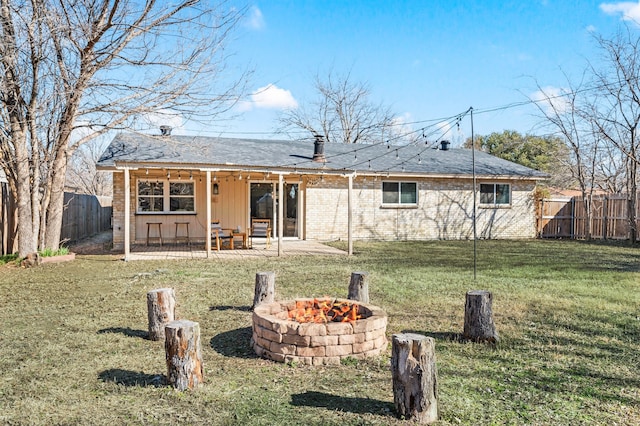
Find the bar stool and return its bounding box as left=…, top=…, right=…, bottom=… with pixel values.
left=146, top=222, right=163, bottom=246
left=174, top=221, right=190, bottom=246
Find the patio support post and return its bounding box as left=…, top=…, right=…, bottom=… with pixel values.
left=124, top=167, right=131, bottom=261
left=205, top=170, right=212, bottom=257
left=348, top=173, right=353, bottom=256
left=278, top=173, right=284, bottom=256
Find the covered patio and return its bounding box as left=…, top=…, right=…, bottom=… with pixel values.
left=124, top=239, right=347, bottom=261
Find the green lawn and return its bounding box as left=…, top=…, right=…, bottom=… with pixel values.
left=0, top=239, right=638, bottom=425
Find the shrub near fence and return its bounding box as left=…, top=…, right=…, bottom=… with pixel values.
left=538, top=193, right=640, bottom=241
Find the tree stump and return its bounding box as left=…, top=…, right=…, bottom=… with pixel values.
left=391, top=333, right=438, bottom=423
left=347, top=271, right=369, bottom=303
left=252, top=271, right=275, bottom=310
left=463, top=290, right=499, bottom=343
left=165, top=320, right=204, bottom=391
left=147, top=288, right=176, bottom=341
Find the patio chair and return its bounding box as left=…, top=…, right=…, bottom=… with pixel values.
left=249, top=218, right=271, bottom=249
left=211, top=220, right=234, bottom=251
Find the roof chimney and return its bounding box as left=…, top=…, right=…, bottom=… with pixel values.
left=312, top=134, right=326, bottom=162
left=440, top=140, right=450, bottom=151
left=160, top=125, right=172, bottom=136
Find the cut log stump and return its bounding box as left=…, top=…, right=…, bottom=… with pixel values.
left=463, top=290, right=499, bottom=343
left=391, top=333, right=438, bottom=423
left=252, top=271, right=275, bottom=310
left=165, top=320, right=203, bottom=391
left=147, top=288, right=176, bottom=341
left=347, top=271, right=370, bottom=303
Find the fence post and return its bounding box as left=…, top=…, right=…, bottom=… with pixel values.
left=570, top=197, right=575, bottom=239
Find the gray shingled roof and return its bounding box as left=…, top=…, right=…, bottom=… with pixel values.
left=97, top=132, right=549, bottom=179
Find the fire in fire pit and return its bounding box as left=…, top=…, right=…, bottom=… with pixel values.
left=288, top=298, right=362, bottom=323
left=252, top=298, right=387, bottom=365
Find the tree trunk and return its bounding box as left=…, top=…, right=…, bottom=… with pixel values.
left=13, top=132, right=37, bottom=257
left=165, top=320, right=203, bottom=391
left=147, top=288, right=176, bottom=341
left=391, top=333, right=438, bottom=424
left=347, top=271, right=369, bottom=303
left=252, top=271, right=275, bottom=310
left=463, top=290, right=499, bottom=343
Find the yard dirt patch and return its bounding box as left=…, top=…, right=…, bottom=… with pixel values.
left=67, top=230, right=113, bottom=255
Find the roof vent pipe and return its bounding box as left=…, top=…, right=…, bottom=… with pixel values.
left=312, top=133, right=326, bottom=162
left=440, top=140, right=450, bottom=151
left=160, top=125, right=172, bottom=136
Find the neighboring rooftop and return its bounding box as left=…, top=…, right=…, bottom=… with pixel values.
left=97, top=132, right=549, bottom=179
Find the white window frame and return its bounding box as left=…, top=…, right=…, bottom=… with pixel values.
left=381, top=181, right=418, bottom=207
left=479, top=182, right=511, bottom=207
left=136, top=179, right=196, bottom=214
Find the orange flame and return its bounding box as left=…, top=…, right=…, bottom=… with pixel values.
left=288, top=298, right=362, bottom=324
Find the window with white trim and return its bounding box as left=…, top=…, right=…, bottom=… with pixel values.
left=479, top=183, right=510, bottom=206
left=382, top=181, right=417, bottom=205
left=137, top=180, right=195, bottom=213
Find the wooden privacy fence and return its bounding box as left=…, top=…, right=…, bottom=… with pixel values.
left=538, top=194, right=640, bottom=241
left=0, top=191, right=112, bottom=255
left=1, top=179, right=16, bottom=256
left=61, top=193, right=112, bottom=244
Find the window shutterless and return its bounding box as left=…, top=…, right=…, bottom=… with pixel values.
left=479, top=183, right=510, bottom=206
left=382, top=182, right=417, bottom=205
left=137, top=179, right=195, bottom=213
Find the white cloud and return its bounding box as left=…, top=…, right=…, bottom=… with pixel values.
left=245, top=6, right=265, bottom=30
left=237, top=84, right=298, bottom=112
left=144, top=109, right=184, bottom=131
left=531, top=86, right=572, bottom=115
left=600, top=1, right=640, bottom=23
left=436, top=120, right=453, bottom=141
left=384, top=113, right=415, bottom=142
left=586, top=24, right=597, bottom=33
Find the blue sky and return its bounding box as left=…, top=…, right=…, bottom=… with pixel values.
left=180, top=0, right=640, bottom=145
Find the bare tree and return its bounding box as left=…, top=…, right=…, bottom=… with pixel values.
left=532, top=75, right=600, bottom=240
left=279, top=70, right=399, bottom=144
left=0, top=0, right=248, bottom=256
left=588, top=27, right=640, bottom=243
left=66, top=137, right=112, bottom=196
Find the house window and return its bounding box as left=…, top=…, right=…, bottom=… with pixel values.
left=479, top=183, right=510, bottom=206
left=382, top=182, right=417, bottom=205
left=138, top=181, right=164, bottom=212
left=137, top=180, right=195, bottom=213
left=170, top=182, right=195, bottom=212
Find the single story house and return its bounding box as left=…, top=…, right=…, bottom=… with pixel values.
left=96, top=130, right=548, bottom=259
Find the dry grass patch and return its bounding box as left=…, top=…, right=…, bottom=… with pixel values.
left=0, top=239, right=638, bottom=425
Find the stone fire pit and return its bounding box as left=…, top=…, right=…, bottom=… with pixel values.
left=251, top=298, right=387, bottom=365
